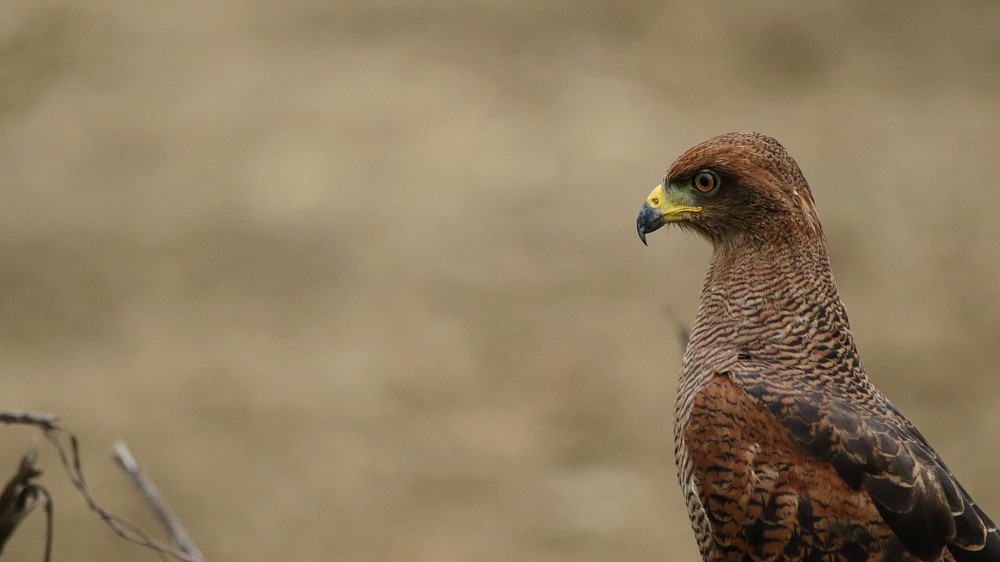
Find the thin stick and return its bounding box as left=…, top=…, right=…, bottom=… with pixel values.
left=0, top=411, right=59, bottom=430
left=661, top=303, right=690, bottom=351
left=2, top=415, right=198, bottom=561
left=45, top=430, right=178, bottom=562
left=0, top=450, right=48, bottom=559
left=111, top=441, right=205, bottom=562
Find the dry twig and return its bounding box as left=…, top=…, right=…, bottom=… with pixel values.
left=0, top=409, right=203, bottom=562
left=661, top=303, right=690, bottom=350
left=0, top=411, right=58, bottom=430
left=113, top=441, right=204, bottom=562
left=0, top=449, right=53, bottom=560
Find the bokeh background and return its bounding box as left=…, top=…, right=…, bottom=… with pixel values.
left=2, top=1, right=1000, bottom=560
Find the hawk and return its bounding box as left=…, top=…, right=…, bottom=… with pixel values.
left=636, top=132, right=999, bottom=561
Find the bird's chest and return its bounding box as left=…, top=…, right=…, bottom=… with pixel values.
left=674, top=373, right=811, bottom=561
left=673, top=361, right=738, bottom=560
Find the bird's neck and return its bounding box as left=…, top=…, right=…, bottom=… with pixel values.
left=691, top=237, right=854, bottom=359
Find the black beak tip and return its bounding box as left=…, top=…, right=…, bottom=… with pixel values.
left=637, top=202, right=663, bottom=246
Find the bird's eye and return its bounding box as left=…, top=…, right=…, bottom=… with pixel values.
left=693, top=170, right=719, bottom=193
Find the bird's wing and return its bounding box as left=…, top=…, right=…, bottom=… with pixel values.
left=734, top=369, right=1000, bottom=561
left=685, top=373, right=905, bottom=560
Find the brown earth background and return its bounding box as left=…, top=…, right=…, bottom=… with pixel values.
left=3, top=1, right=1000, bottom=560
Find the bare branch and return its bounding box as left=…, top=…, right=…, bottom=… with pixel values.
left=112, top=441, right=204, bottom=562
left=43, top=428, right=200, bottom=562
left=1, top=411, right=203, bottom=561
left=0, top=411, right=59, bottom=430
left=660, top=303, right=690, bottom=351
left=0, top=449, right=51, bottom=559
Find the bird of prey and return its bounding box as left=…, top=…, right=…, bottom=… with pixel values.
left=636, top=132, right=999, bottom=561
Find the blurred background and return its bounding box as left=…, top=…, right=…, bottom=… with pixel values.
left=2, top=1, right=999, bottom=560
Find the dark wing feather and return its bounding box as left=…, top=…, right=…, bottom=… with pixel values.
left=950, top=529, right=1000, bottom=562
left=740, top=374, right=998, bottom=561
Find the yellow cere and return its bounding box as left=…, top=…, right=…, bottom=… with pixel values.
left=646, top=184, right=702, bottom=217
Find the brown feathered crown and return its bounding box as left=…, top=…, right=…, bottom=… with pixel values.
left=664, top=132, right=824, bottom=248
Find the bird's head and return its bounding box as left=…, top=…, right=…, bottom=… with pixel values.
left=637, top=132, right=823, bottom=250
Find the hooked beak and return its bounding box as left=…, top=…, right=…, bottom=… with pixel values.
left=636, top=184, right=702, bottom=245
